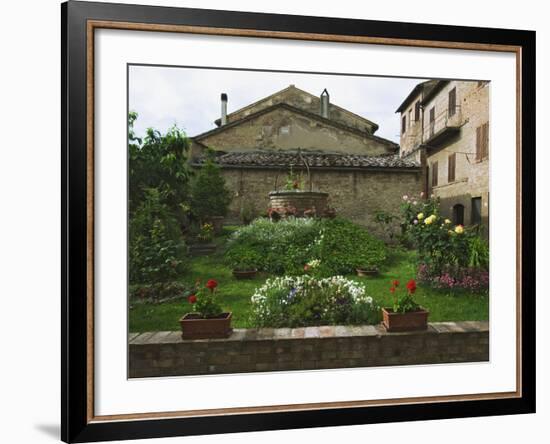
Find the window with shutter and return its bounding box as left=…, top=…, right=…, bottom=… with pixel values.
left=432, top=161, right=438, bottom=187
left=482, top=122, right=489, bottom=159
left=448, top=87, right=456, bottom=117
left=453, top=204, right=465, bottom=226
left=476, top=125, right=482, bottom=161
left=476, top=122, right=489, bottom=161
left=414, top=101, right=421, bottom=121
left=448, top=153, right=456, bottom=182
left=429, top=107, right=435, bottom=137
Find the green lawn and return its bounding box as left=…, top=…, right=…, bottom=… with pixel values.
left=129, top=235, right=488, bottom=332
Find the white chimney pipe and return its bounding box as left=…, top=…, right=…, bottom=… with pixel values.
left=221, top=93, right=228, bottom=125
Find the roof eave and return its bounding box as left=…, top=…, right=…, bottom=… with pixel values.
left=190, top=162, right=420, bottom=173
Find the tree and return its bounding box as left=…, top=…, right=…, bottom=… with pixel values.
left=189, top=157, right=232, bottom=222
left=129, top=188, right=188, bottom=286
left=128, top=112, right=191, bottom=289
left=129, top=112, right=192, bottom=227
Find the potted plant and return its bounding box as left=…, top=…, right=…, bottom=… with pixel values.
left=228, top=252, right=258, bottom=279
left=179, top=279, right=232, bottom=339
left=381, top=279, right=429, bottom=332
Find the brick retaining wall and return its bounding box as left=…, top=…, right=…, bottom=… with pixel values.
left=129, top=321, right=489, bottom=378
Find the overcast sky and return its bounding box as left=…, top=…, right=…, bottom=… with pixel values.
left=129, top=65, right=426, bottom=143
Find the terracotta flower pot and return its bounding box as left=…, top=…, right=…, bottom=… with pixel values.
left=356, top=267, right=379, bottom=277
left=232, top=269, right=258, bottom=279
left=179, top=312, right=233, bottom=339
left=381, top=307, right=429, bottom=332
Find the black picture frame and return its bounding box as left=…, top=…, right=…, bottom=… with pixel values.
left=61, top=1, right=536, bottom=442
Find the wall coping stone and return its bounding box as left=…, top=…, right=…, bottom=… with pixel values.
left=130, top=321, right=489, bottom=345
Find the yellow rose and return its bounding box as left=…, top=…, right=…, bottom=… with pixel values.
left=454, top=225, right=464, bottom=234
left=417, top=213, right=424, bottom=220
left=444, top=219, right=451, bottom=224
left=425, top=216, right=434, bottom=225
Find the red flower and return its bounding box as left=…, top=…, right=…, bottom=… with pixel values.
left=188, top=294, right=197, bottom=304
left=406, top=279, right=417, bottom=294
left=206, top=279, right=218, bottom=290
left=392, top=279, right=400, bottom=287
left=389, top=286, right=396, bottom=294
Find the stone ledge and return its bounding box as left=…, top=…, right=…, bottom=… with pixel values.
left=129, top=321, right=489, bottom=345
left=129, top=321, right=489, bottom=377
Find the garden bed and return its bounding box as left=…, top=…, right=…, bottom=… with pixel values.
left=129, top=249, right=489, bottom=333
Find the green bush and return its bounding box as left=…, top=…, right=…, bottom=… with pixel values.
left=468, top=235, right=489, bottom=269
left=225, top=217, right=320, bottom=275
left=225, top=217, right=387, bottom=276
left=314, top=218, right=387, bottom=274
left=190, top=158, right=231, bottom=222
left=129, top=188, right=188, bottom=286
left=250, top=275, right=380, bottom=328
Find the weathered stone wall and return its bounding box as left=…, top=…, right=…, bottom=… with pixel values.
left=129, top=321, right=489, bottom=378
left=221, top=167, right=421, bottom=234
left=201, top=107, right=394, bottom=156
left=223, top=85, right=378, bottom=134
left=424, top=81, right=490, bottom=228
left=397, top=81, right=490, bottom=231
left=399, top=91, right=423, bottom=157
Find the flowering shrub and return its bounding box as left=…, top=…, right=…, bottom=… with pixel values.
left=225, top=217, right=387, bottom=276
left=250, top=275, right=379, bottom=327
left=187, top=278, right=223, bottom=318
left=417, top=263, right=489, bottom=293
left=400, top=194, right=482, bottom=274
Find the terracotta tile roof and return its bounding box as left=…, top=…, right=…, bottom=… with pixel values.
left=192, top=150, right=420, bottom=170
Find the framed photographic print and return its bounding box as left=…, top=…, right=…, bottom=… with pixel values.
left=61, top=1, right=536, bottom=442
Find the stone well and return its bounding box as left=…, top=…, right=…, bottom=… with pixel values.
left=268, top=190, right=329, bottom=217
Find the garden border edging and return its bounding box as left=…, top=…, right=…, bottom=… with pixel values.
left=129, top=321, right=489, bottom=378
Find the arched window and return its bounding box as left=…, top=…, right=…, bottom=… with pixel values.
left=452, top=204, right=465, bottom=226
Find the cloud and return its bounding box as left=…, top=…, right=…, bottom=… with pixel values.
left=129, top=65, right=426, bottom=143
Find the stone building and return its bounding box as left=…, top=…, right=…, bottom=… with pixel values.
left=396, top=80, right=490, bottom=230
left=190, top=85, right=421, bottom=232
